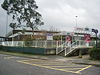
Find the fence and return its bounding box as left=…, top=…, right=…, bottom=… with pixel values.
left=0, top=40, right=97, bottom=48
left=56, top=40, right=96, bottom=55
left=1, top=40, right=65, bottom=48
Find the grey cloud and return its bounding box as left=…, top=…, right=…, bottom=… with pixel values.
left=0, top=0, right=100, bottom=36
left=36, top=0, right=100, bottom=31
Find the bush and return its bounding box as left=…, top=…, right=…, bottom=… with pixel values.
left=94, top=42, right=100, bottom=48
left=97, top=43, right=100, bottom=48
left=89, top=48, right=100, bottom=60
left=0, top=45, right=2, bottom=50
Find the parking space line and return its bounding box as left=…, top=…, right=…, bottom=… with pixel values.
left=17, top=59, right=92, bottom=74
left=4, top=56, right=16, bottom=59
left=2, top=54, right=93, bottom=74
left=18, top=59, right=36, bottom=62
left=17, top=60, right=79, bottom=74
left=63, top=68, right=82, bottom=70
left=75, top=65, right=92, bottom=73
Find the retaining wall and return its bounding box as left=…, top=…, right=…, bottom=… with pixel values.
left=0, top=46, right=46, bottom=54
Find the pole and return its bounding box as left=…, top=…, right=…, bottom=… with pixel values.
left=6, top=13, right=8, bottom=37
left=79, top=49, right=82, bottom=58
left=5, top=13, right=8, bottom=42
left=75, top=16, right=82, bottom=58
left=61, top=35, right=62, bottom=44
left=75, top=16, right=78, bottom=28
left=75, top=16, right=78, bottom=40
left=92, top=29, right=98, bottom=48
left=96, top=33, right=97, bottom=48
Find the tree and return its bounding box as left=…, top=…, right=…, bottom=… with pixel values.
left=21, top=28, right=26, bottom=40
left=21, top=28, right=26, bottom=34
left=9, top=23, right=17, bottom=30
left=1, top=0, right=44, bottom=34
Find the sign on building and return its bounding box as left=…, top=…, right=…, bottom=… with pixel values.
left=84, top=34, right=91, bottom=42
left=74, top=27, right=91, bottom=33
left=66, top=35, right=72, bottom=42
left=46, top=33, right=53, bottom=40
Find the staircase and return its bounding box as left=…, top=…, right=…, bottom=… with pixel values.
left=56, top=41, right=68, bottom=56
left=56, top=40, right=94, bottom=56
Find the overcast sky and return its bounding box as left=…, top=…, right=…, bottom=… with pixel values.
left=0, top=0, right=100, bottom=36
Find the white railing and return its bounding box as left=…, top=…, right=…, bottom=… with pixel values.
left=56, top=40, right=96, bottom=56
left=1, top=40, right=64, bottom=48
left=66, top=40, right=96, bottom=56
left=0, top=40, right=96, bottom=56
left=56, top=41, right=68, bottom=54
left=65, top=41, right=79, bottom=56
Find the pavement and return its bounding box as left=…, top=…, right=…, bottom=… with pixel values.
left=0, top=51, right=100, bottom=66
left=0, top=53, right=100, bottom=75
left=55, top=55, right=100, bottom=67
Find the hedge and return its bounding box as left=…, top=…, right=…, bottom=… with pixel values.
left=89, top=48, right=100, bottom=60
left=94, top=42, right=100, bottom=48
left=0, top=45, right=2, bottom=50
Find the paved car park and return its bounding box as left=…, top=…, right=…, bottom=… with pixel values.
left=0, top=54, right=100, bottom=75
left=17, top=58, right=92, bottom=74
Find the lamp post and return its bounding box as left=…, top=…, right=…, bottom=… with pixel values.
left=5, top=13, right=8, bottom=41
left=75, top=16, right=78, bottom=28
left=75, top=16, right=79, bottom=43
left=75, top=16, right=82, bottom=58
left=92, top=29, right=98, bottom=48
left=75, top=16, right=78, bottom=39
left=6, top=14, right=8, bottom=36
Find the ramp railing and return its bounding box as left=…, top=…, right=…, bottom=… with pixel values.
left=56, top=40, right=95, bottom=56
left=56, top=41, right=68, bottom=55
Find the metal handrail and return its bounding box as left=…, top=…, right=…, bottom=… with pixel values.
left=65, top=41, right=95, bottom=56
left=56, top=41, right=68, bottom=54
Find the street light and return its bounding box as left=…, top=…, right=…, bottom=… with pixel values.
left=92, top=29, right=98, bottom=48
left=75, top=16, right=82, bottom=58
left=5, top=12, right=8, bottom=41
left=75, top=16, right=78, bottom=28
left=6, top=13, right=8, bottom=37
left=75, top=16, right=78, bottom=41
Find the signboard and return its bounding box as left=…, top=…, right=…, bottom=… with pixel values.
left=74, top=27, right=91, bottom=32
left=84, top=34, right=91, bottom=42
left=75, top=27, right=84, bottom=31
left=46, top=33, right=53, bottom=40
left=92, top=29, right=98, bottom=34
left=66, top=35, right=72, bottom=42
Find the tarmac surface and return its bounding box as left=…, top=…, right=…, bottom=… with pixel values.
left=0, top=54, right=100, bottom=75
